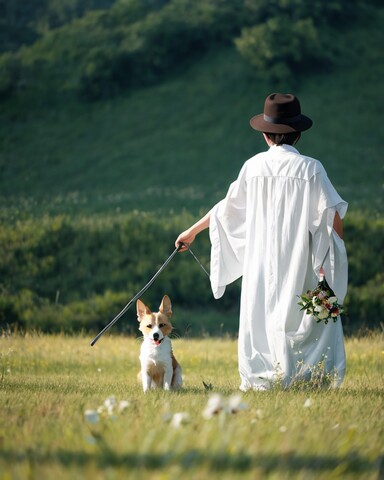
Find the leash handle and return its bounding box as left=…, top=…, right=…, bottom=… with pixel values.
left=90, top=244, right=182, bottom=346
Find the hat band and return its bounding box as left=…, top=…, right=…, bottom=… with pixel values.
left=263, top=113, right=302, bottom=125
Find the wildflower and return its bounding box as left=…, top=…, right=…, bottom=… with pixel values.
left=84, top=409, right=99, bottom=425
left=203, top=393, right=224, bottom=419
left=303, top=398, right=312, bottom=408
left=103, top=395, right=117, bottom=415
left=279, top=425, right=287, bottom=433
left=226, top=394, right=248, bottom=414
left=203, top=393, right=248, bottom=419
left=170, top=412, right=190, bottom=429
left=118, top=400, right=130, bottom=413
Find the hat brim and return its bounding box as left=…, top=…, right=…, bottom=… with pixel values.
left=250, top=113, right=313, bottom=133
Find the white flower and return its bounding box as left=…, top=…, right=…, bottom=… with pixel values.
left=203, top=393, right=224, bottom=419
left=279, top=425, right=287, bottom=433
left=104, top=395, right=117, bottom=407
left=103, top=395, right=117, bottom=415
left=118, top=400, right=130, bottom=413
left=317, top=310, right=329, bottom=320
left=303, top=398, right=312, bottom=408
left=84, top=409, right=99, bottom=425
left=226, top=394, right=248, bottom=414
left=170, top=412, right=190, bottom=429
left=203, top=393, right=248, bottom=419
left=328, top=296, right=337, bottom=304
left=314, top=305, right=325, bottom=313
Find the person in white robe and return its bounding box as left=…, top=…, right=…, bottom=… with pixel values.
left=175, top=93, right=348, bottom=391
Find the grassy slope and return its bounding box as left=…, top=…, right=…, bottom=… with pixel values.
left=0, top=8, right=383, bottom=216
left=0, top=334, right=383, bottom=479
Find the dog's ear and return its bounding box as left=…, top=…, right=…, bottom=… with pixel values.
left=136, top=299, right=151, bottom=321
left=159, top=295, right=172, bottom=318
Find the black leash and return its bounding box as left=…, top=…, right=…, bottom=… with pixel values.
left=90, top=243, right=209, bottom=346
left=188, top=246, right=210, bottom=278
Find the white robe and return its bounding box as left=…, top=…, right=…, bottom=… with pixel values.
left=209, top=145, right=348, bottom=390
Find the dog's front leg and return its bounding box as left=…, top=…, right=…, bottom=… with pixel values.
left=141, top=370, right=152, bottom=393
left=163, top=364, right=173, bottom=391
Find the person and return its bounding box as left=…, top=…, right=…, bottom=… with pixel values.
left=175, top=93, right=348, bottom=391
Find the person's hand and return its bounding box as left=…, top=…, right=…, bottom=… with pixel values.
left=175, top=230, right=195, bottom=252
left=174, top=211, right=210, bottom=252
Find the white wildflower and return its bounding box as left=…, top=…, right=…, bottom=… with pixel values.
left=84, top=409, right=99, bottom=425
left=226, top=394, right=248, bottom=414
left=118, top=400, right=130, bottom=413
left=279, top=425, right=287, bottom=433
left=303, top=398, right=312, bottom=408
left=104, top=395, right=117, bottom=415
left=170, top=412, right=190, bottom=429
left=203, top=393, right=248, bottom=419
left=203, top=393, right=224, bottom=419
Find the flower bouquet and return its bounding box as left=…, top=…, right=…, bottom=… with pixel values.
left=298, top=275, right=344, bottom=324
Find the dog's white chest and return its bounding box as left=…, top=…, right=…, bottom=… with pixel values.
left=140, top=337, right=172, bottom=367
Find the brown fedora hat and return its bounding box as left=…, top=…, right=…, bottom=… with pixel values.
left=250, top=93, right=313, bottom=133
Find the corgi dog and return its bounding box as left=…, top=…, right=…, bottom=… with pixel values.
left=137, top=295, right=182, bottom=393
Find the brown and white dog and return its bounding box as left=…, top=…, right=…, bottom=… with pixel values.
left=137, top=295, right=182, bottom=393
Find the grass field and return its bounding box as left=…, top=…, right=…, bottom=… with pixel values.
left=0, top=333, right=383, bottom=479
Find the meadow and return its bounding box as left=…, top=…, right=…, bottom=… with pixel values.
left=0, top=332, right=383, bottom=479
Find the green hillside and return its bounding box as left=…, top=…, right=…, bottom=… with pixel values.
left=0, top=3, right=383, bottom=216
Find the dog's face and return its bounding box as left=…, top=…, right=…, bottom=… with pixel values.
left=137, top=295, right=173, bottom=346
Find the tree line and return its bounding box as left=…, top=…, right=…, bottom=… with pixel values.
left=0, top=0, right=372, bottom=101
left=0, top=211, right=382, bottom=335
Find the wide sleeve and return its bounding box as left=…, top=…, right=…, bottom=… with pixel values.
left=308, top=167, right=348, bottom=302
left=209, top=164, right=247, bottom=299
